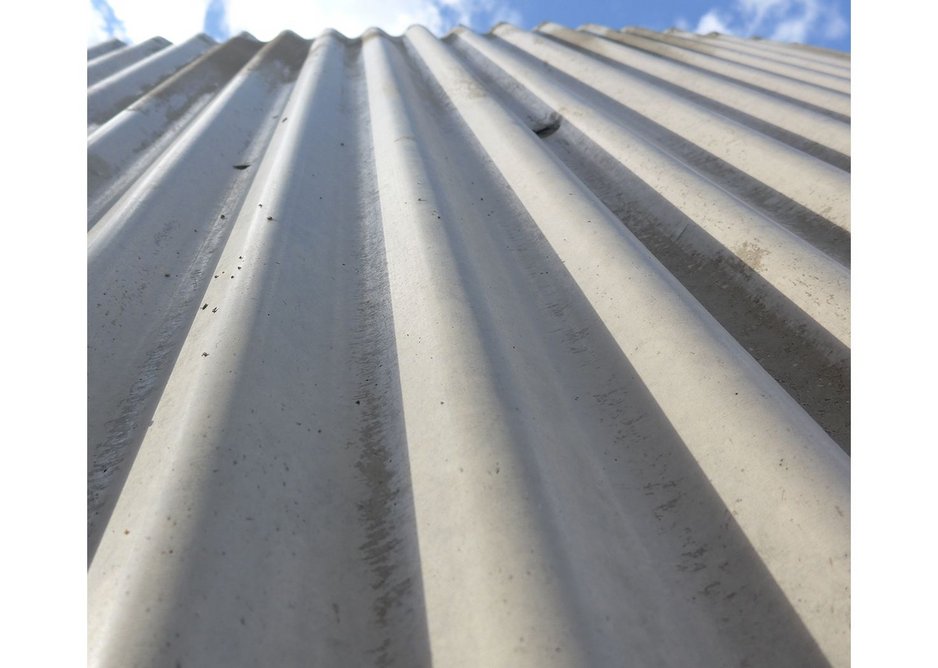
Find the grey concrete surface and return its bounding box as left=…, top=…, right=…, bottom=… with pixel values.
left=87, top=23, right=851, bottom=668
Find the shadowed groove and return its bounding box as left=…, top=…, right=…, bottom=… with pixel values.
left=541, top=121, right=850, bottom=450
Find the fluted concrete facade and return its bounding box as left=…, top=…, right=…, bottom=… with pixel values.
left=88, top=24, right=850, bottom=667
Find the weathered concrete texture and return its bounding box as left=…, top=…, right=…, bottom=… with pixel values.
left=88, top=36, right=172, bottom=86
left=87, top=34, right=217, bottom=131
left=88, top=23, right=850, bottom=668
left=88, top=38, right=126, bottom=60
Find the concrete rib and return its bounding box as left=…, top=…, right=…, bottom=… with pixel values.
left=780, top=39, right=851, bottom=62
left=88, top=36, right=172, bottom=86
left=672, top=29, right=851, bottom=75
left=624, top=27, right=850, bottom=94
left=537, top=23, right=849, bottom=156
left=88, top=39, right=126, bottom=61
left=88, top=34, right=217, bottom=130
left=584, top=25, right=850, bottom=117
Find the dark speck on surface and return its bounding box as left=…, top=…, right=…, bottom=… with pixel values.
left=201, top=303, right=208, bottom=310
left=534, top=117, right=562, bottom=138
left=164, top=273, right=170, bottom=277
left=220, top=214, right=226, bottom=219
left=233, top=164, right=250, bottom=170
left=267, top=216, right=273, bottom=221
left=202, top=352, right=209, bottom=357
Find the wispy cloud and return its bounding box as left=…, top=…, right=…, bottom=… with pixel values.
left=220, top=0, right=521, bottom=40
left=103, top=0, right=213, bottom=43
left=88, top=0, right=127, bottom=46
left=203, top=0, right=229, bottom=40
left=88, top=6, right=110, bottom=46
left=87, top=0, right=523, bottom=47
left=435, top=0, right=523, bottom=33
left=680, top=0, right=848, bottom=44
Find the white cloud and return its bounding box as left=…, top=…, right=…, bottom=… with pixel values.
left=688, top=0, right=848, bottom=44
left=821, top=9, right=848, bottom=40
left=770, top=16, right=812, bottom=42
left=737, top=0, right=791, bottom=34
left=695, top=9, right=735, bottom=35
left=221, top=0, right=520, bottom=40
left=484, top=2, right=523, bottom=30
left=439, top=0, right=522, bottom=30
left=88, top=1, right=129, bottom=46
left=104, top=0, right=213, bottom=43
left=88, top=3, right=111, bottom=46
left=86, top=0, right=522, bottom=45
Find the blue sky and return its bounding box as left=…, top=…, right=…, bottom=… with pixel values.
left=88, top=0, right=850, bottom=51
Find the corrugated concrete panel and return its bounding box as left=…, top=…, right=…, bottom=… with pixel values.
left=623, top=26, right=850, bottom=93
left=87, top=36, right=172, bottom=86
left=585, top=25, right=849, bottom=117
left=87, top=34, right=218, bottom=132
left=88, top=38, right=126, bottom=61
left=87, top=24, right=850, bottom=668
left=666, top=28, right=851, bottom=75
